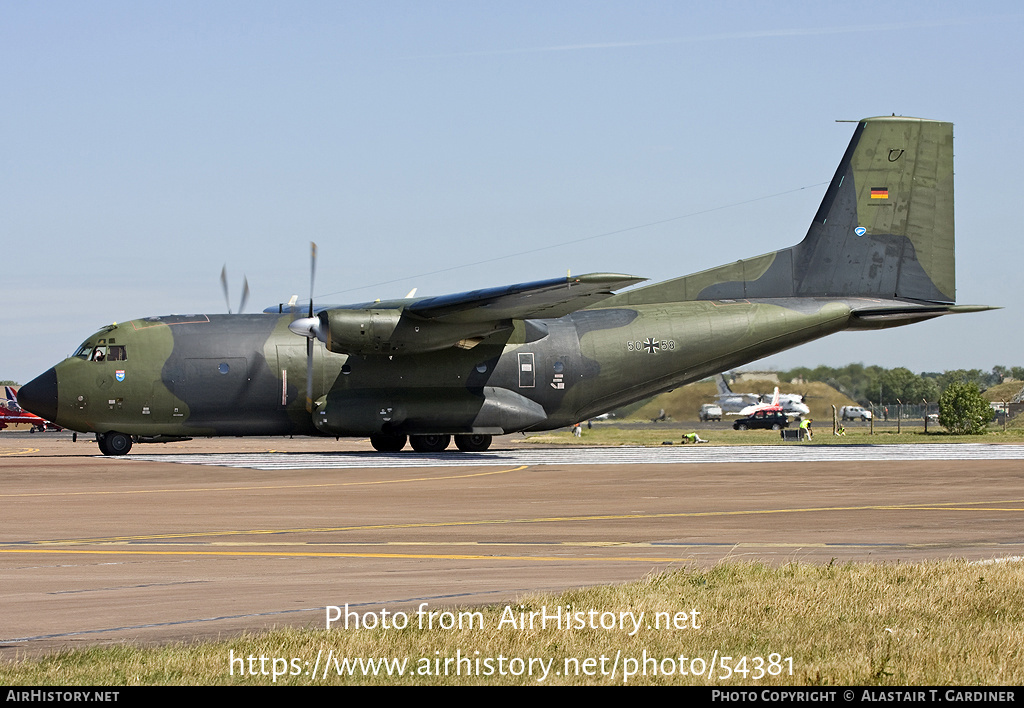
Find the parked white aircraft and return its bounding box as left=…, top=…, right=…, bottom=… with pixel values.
left=714, top=374, right=810, bottom=418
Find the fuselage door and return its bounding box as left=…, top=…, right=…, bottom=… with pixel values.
left=518, top=352, right=535, bottom=388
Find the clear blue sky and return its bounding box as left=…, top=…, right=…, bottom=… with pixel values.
left=4, top=1, right=1022, bottom=385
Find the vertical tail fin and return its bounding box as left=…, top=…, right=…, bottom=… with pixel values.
left=613, top=117, right=955, bottom=305
left=789, top=116, right=954, bottom=302
left=715, top=374, right=733, bottom=396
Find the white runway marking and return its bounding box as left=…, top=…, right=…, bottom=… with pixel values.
left=125, top=444, right=1024, bottom=470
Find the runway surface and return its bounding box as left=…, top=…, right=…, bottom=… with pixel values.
left=126, top=443, right=1024, bottom=468
left=2, top=433, right=1023, bottom=656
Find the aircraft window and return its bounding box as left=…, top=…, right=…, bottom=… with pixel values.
left=219, top=363, right=230, bottom=374
left=553, top=361, right=565, bottom=374
left=107, top=346, right=127, bottom=361
left=73, top=344, right=92, bottom=359
left=476, top=363, right=487, bottom=373
left=90, top=346, right=107, bottom=362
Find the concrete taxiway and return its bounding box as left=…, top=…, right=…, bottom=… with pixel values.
left=2, top=432, right=1023, bottom=656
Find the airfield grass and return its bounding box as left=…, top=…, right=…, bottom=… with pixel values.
left=522, top=424, right=1024, bottom=447
left=2, top=560, right=1023, bottom=685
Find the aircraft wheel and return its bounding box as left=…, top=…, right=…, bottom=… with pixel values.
left=98, top=432, right=133, bottom=456
left=409, top=434, right=451, bottom=453
left=369, top=433, right=407, bottom=452
left=454, top=434, right=492, bottom=452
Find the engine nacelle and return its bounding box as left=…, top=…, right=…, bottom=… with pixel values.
left=321, top=309, right=401, bottom=355
left=319, top=309, right=511, bottom=355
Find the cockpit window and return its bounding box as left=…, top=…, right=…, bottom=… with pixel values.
left=73, top=344, right=127, bottom=362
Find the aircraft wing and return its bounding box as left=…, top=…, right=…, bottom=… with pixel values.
left=282, top=272, right=647, bottom=356
left=404, top=273, right=646, bottom=323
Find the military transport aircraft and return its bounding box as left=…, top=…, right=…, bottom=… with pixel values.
left=18, top=117, right=993, bottom=455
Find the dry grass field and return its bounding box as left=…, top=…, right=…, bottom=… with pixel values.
left=3, top=561, right=1022, bottom=685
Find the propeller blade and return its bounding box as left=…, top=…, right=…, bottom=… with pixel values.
left=309, top=241, right=317, bottom=318
left=239, top=277, right=250, bottom=315
left=220, top=265, right=232, bottom=314
left=306, top=338, right=314, bottom=413
left=306, top=241, right=318, bottom=412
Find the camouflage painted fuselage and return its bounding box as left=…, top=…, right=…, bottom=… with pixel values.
left=32, top=297, right=865, bottom=439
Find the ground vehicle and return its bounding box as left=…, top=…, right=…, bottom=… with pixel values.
left=840, top=406, right=873, bottom=421
left=699, top=404, right=722, bottom=421
left=733, top=410, right=789, bottom=431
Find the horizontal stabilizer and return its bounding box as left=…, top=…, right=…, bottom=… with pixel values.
left=848, top=302, right=998, bottom=330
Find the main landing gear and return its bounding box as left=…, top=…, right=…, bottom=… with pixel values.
left=453, top=434, right=492, bottom=452
left=94, top=431, right=493, bottom=455
left=97, top=432, right=133, bottom=456
left=409, top=434, right=451, bottom=453
left=369, top=433, right=492, bottom=453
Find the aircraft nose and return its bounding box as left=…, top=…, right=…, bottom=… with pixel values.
left=18, top=367, right=58, bottom=422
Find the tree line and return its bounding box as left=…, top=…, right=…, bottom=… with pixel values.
left=778, top=364, right=1024, bottom=406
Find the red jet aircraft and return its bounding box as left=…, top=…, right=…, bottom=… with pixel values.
left=1, top=386, right=62, bottom=432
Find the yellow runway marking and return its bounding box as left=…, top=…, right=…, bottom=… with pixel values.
left=91, top=541, right=658, bottom=548
left=0, top=447, right=40, bottom=456
left=0, top=465, right=529, bottom=498
left=14, top=498, right=1024, bottom=547
left=0, top=548, right=686, bottom=563
left=901, top=506, right=1024, bottom=511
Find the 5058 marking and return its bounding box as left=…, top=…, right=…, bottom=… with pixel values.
left=627, top=338, right=676, bottom=354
